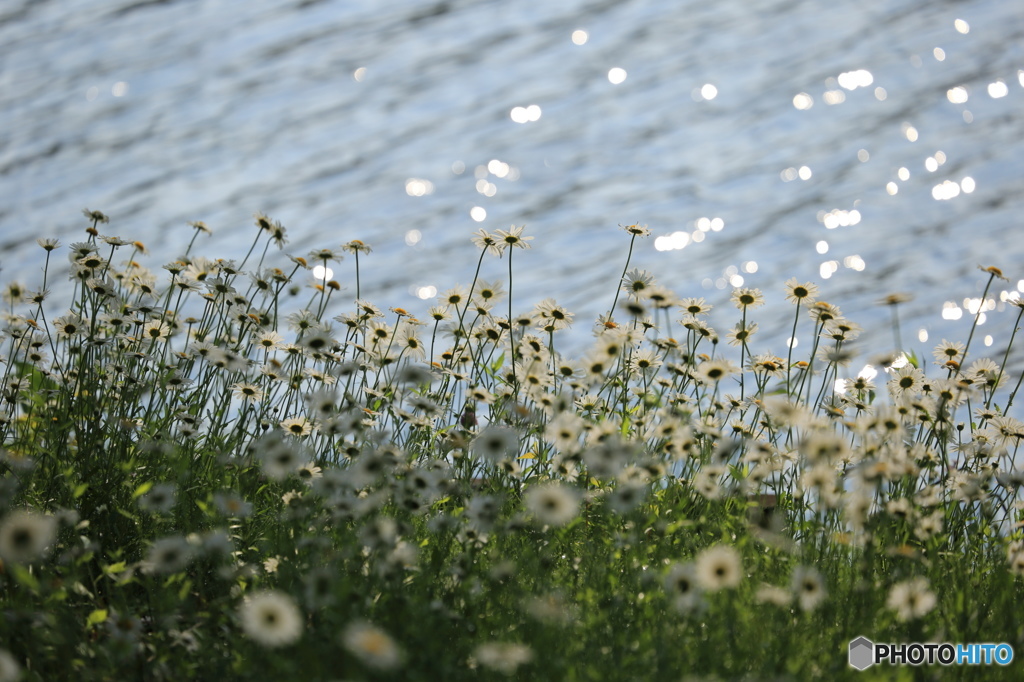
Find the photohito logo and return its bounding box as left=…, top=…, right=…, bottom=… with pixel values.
left=849, top=637, right=1014, bottom=669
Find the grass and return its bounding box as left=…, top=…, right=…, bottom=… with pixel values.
left=0, top=210, right=1022, bottom=681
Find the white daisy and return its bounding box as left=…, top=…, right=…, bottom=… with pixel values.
left=238, top=590, right=303, bottom=648
left=694, top=545, right=743, bottom=591
left=341, top=621, right=402, bottom=670
left=524, top=483, right=580, bottom=527
left=0, top=509, right=57, bottom=564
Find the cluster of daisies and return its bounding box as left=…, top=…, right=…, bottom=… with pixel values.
left=0, top=211, right=1021, bottom=679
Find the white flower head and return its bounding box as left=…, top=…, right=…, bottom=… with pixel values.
left=238, top=590, right=303, bottom=648
left=474, top=641, right=534, bottom=675
left=694, top=544, right=743, bottom=591
left=524, top=482, right=580, bottom=527
left=341, top=621, right=402, bottom=670
left=0, top=510, right=57, bottom=564
left=887, top=577, right=937, bottom=621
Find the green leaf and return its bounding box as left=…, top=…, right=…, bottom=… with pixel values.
left=87, top=609, right=108, bottom=627
left=103, top=561, right=127, bottom=576
left=72, top=483, right=89, bottom=499
left=133, top=481, right=153, bottom=498
left=10, top=564, right=40, bottom=591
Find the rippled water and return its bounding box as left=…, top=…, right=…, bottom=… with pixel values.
left=3, top=0, right=1023, bottom=359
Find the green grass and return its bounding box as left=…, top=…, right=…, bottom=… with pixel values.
left=0, top=211, right=1022, bottom=681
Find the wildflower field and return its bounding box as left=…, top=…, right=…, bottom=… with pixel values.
left=1, top=211, right=1023, bottom=681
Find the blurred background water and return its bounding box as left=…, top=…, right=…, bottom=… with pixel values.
left=3, top=0, right=1024, bottom=363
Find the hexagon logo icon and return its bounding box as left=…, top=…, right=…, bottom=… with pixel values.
left=849, top=636, right=874, bottom=670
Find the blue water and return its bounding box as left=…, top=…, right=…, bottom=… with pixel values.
left=2, top=0, right=1023, bottom=361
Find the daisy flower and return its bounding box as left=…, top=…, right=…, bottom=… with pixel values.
left=791, top=566, right=827, bottom=611
left=663, top=562, right=703, bottom=613
left=474, top=642, right=534, bottom=675
left=533, top=298, right=574, bottom=330
left=783, top=278, right=819, bottom=305
left=932, top=339, right=965, bottom=366
left=0, top=509, right=57, bottom=564
left=694, top=358, right=739, bottom=384
left=694, top=544, right=743, bottom=591
left=472, top=426, right=520, bottom=463
left=341, top=621, right=402, bottom=670
left=726, top=321, right=758, bottom=347
left=280, top=416, right=313, bottom=437
left=621, top=268, right=655, bottom=296
left=238, top=590, right=303, bottom=648
left=730, top=287, right=765, bottom=309
left=144, top=536, right=195, bottom=575
left=494, top=225, right=533, bottom=249
left=524, top=482, right=580, bottom=527
left=620, top=222, right=652, bottom=237
left=342, top=239, right=373, bottom=254
left=886, top=577, right=937, bottom=621
left=471, top=229, right=504, bottom=256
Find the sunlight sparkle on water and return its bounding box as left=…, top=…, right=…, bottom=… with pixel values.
left=942, top=302, right=963, bottom=320
left=820, top=260, right=838, bottom=278
left=353, top=67, right=367, bottom=82
left=571, top=30, right=588, bottom=45
left=793, top=93, right=813, bottom=110
left=112, top=82, right=129, bottom=97
left=823, top=90, right=846, bottom=105
left=886, top=182, right=898, bottom=195
left=988, top=81, right=1009, bottom=98
left=654, top=231, right=690, bottom=251
left=405, top=230, right=421, bottom=246
left=700, top=84, right=718, bottom=100
left=608, top=68, right=627, bottom=84
left=964, top=297, right=996, bottom=315
left=821, top=209, right=861, bottom=229
left=947, top=86, right=968, bottom=104
left=902, top=124, right=919, bottom=142
left=510, top=105, right=542, bottom=123
left=416, top=285, right=437, bottom=300
left=798, top=166, right=812, bottom=180
left=487, top=160, right=510, bottom=178
left=405, top=179, right=434, bottom=196
left=918, top=329, right=929, bottom=343
left=816, top=241, right=828, bottom=254
left=837, top=69, right=873, bottom=90
left=843, top=255, right=865, bottom=271
left=932, top=180, right=960, bottom=200
left=312, top=265, right=332, bottom=281
left=961, top=177, right=975, bottom=193
left=743, top=261, right=758, bottom=273
left=954, top=19, right=969, bottom=34
left=933, top=47, right=946, bottom=61
left=470, top=207, right=486, bottom=222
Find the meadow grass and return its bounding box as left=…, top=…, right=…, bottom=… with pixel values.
left=0, top=211, right=1022, bottom=680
